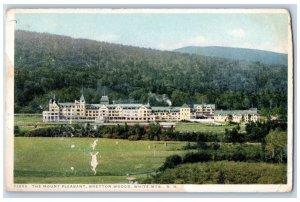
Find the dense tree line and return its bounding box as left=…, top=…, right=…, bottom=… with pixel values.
left=21, top=123, right=220, bottom=142
left=223, top=120, right=287, bottom=143
left=18, top=120, right=287, bottom=143
left=15, top=31, right=287, bottom=117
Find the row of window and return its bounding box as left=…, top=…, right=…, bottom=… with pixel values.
left=196, top=109, right=213, bottom=112
left=44, top=113, right=59, bottom=116
left=61, top=109, right=84, bottom=112
left=108, top=117, right=153, bottom=121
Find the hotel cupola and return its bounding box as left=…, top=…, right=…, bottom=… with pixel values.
left=100, top=95, right=109, bottom=105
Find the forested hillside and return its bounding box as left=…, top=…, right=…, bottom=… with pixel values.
left=14, top=30, right=287, bottom=116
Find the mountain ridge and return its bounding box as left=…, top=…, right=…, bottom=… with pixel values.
left=174, top=46, right=288, bottom=65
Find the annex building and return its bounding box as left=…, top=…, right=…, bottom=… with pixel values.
left=43, top=93, right=259, bottom=123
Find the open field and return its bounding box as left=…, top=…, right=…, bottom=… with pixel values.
left=14, top=137, right=187, bottom=184
left=14, top=115, right=42, bottom=127
left=15, top=115, right=69, bottom=132
left=174, top=123, right=246, bottom=133
left=14, top=136, right=286, bottom=184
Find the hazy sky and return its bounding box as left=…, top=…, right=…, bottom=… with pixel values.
left=15, top=12, right=289, bottom=53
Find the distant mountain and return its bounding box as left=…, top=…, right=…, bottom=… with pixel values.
left=174, top=46, right=288, bottom=65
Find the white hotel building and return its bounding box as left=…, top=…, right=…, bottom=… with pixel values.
left=43, top=93, right=258, bottom=123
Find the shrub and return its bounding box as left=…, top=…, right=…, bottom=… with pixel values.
left=128, top=135, right=140, bottom=141
left=210, top=142, right=221, bottom=150
left=214, top=152, right=230, bottom=161
left=182, top=142, right=198, bottom=150
left=25, top=127, right=54, bottom=137
left=182, top=152, right=212, bottom=163
left=14, top=126, right=26, bottom=137
left=159, top=154, right=182, bottom=171
left=197, top=142, right=209, bottom=150
left=231, top=151, right=246, bottom=161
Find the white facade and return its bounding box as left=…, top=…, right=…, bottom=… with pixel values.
left=43, top=95, right=259, bottom=123
left=214, top=109, right=259, bottom=123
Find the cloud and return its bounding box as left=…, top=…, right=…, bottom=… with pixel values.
left=227, top=29, right=246, bottom=38
left=95, top=34, right=120, bottom=42
left=191, top=36, right=206, bottom=44
left=272, top=40, right=288, bottom=54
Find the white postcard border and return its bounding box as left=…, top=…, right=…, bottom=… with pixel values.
left=4, top=8, right=294, bottom=193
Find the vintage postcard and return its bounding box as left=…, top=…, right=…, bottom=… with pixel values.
left=5, top=8, right=293, bottom=192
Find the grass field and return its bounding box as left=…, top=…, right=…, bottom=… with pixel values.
left=15, top=115, right=70, bottom=132
left=14, top=137, right=285, bottom=184
left=14, top=115, right=42, bottom=129
left=174, top=123, right=245, bottom=133
left=14, top=137, right=187, bottom=184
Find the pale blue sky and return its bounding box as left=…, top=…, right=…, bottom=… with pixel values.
left=15, top=12, right=288, bottom=53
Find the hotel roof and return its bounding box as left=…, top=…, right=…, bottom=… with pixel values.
left=194, top=104, right=216, bottom=109
left=151, top=107, right=181, bottom=112
left=215, top=109, right=258, bottom=116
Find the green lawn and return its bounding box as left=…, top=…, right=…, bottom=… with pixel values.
left=14, top=137, right=285, bottom=184
left=14, top=115, right=43, bottom=124
left=15, top=115, right=72, bottom=132
left=175, top=123, right=245, bottom=133
left=14, top=137, right=187, bottom=184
